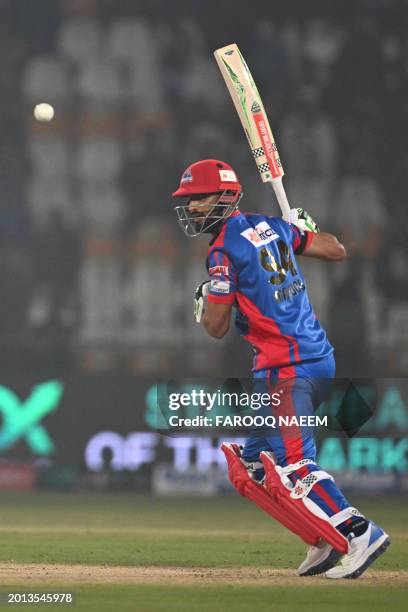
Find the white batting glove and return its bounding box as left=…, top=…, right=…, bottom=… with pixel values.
left=194, top=281, right=210, bottom=323
left=288, top=208, right=320, bottom=233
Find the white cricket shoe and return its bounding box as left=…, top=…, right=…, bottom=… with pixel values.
left=298, top=540, right=342, bottom=576
left=325, top=521, right=390, bottom=579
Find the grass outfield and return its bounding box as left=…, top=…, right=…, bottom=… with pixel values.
left=0, top=492, right=406, bottom=611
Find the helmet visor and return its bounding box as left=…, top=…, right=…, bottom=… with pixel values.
left=173, top=191, right=242, bottom=237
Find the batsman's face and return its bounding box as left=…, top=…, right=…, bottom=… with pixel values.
left=174, top=189, right=241, bottom=236
left=188, top=194, right=220, bottom=221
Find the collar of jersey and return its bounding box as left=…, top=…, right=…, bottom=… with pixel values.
left=208, top=210, right=243, bottom=245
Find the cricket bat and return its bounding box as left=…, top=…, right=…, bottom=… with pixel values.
left=214, top=43, right=291, bottom=220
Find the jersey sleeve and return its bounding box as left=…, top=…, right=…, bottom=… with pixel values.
left=290, top=224, right=315, bottom=254
left=206, top=248, right=237, bottom=305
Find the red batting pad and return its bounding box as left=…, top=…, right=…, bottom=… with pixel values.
left=221, top=443, right=318, bottom=546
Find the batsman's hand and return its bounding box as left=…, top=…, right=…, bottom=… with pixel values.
left=288, top=208, right=320, bottom=233
left=194, top=281, right=210, bottom=323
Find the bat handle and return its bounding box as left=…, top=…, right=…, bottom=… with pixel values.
left=271, top=179, right=291, bottom=221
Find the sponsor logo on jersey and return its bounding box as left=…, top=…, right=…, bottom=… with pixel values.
left=219, top=169, right=237, bottom=182
left=241, top=221, right=279, bottom=246
left=209, top=265, right=229, bottom=277
left=181, top=169, right=193, bottom=183
left=210, top=280, right=230, bottom=294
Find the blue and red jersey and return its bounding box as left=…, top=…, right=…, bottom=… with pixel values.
left=206, top=211, right=333, bottom=371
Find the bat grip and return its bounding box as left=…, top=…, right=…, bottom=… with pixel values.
left=271, top=179, right=291, bottom=221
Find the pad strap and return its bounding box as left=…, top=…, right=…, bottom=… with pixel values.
left=279, top=458, right=315, bottom=476
left=242, top=460, right=264, bottom=471
left=274, top=458, right=333, bottom=499
left=328, top=507, right=365, bottom=527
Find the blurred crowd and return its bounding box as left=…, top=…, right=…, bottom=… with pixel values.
left=0, top=0, right=407, bottom=377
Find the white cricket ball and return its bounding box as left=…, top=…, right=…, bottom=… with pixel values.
left=33, top=103, right=55, bottom=122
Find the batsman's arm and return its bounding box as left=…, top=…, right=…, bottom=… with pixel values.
left=301, top=232, right=347, bottom=262
left=202, top=302, right=232, bottom=339
left=194, top=280, right=233, bottom=339
left=289, top=208, right=346, bottom=262
left=200, top=247, right=238, bottom=338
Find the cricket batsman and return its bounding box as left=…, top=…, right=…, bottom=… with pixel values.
left=172, top=158, right=390, bottom=579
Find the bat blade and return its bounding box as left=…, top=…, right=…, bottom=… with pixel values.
left=214, top=43, right=290, bottom=218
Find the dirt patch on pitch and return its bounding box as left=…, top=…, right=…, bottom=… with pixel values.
left=0, top=564, right=407, bottom=586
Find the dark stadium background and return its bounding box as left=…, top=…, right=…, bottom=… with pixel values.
left=0, top=0, right=406, bottom=493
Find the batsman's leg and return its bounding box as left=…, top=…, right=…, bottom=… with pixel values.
left=241, top=355, right=390, bottom=577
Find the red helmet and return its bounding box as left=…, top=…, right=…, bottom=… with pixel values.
left=172, top=159, right=242, bottom=198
